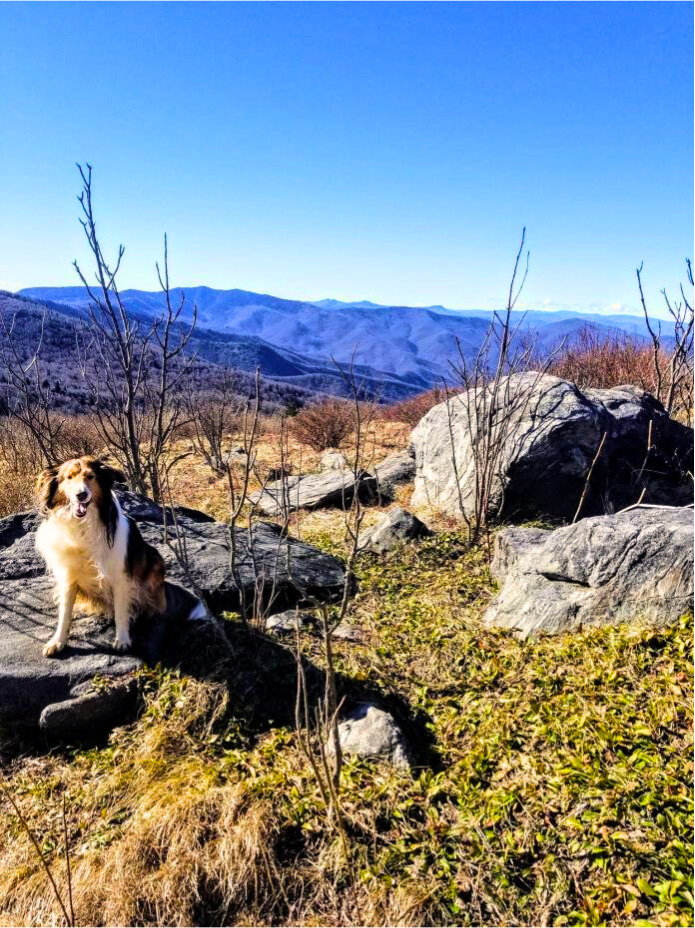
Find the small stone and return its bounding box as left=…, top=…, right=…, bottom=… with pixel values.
left=358, top=507, right=431, bottom=554
left=330, top=702, right=413, bottom=768
left=265, top=610, right=313, bottom=634
left=320, top=449, right=348, bottom=471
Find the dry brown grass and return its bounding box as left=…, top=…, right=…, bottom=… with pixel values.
left=0, top=416, right=105, bottom=517
left=165, top=417, right=410, bottom=523
left=0, top=675, right=435, bottom=928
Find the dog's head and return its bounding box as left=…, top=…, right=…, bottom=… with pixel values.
left=37, top=457, right=126, bottom=522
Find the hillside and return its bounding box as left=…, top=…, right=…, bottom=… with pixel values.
left=0, top=292, right=420, bottom=407
left=20, top=286, right=665, bottom=392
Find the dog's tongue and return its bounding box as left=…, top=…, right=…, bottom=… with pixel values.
left=75, top=502, right=88, bottom=518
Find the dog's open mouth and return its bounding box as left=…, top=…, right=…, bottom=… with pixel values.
left=73, top=501, right=90, bottom=519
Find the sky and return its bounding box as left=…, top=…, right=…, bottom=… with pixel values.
left=0, top=1, right=692, bottom=318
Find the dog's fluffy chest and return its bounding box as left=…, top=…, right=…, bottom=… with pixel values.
left=36, top=512, right=123, bottom=600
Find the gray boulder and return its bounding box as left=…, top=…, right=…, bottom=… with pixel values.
left=121, top=492, right=347, bottom=611
left=330, top=703, right=412, bottom=768
left=320, top=449, right=348, bottom=471
left=485, top=507, right=694, bottom=637
left=250, top=470, right=378, bottom=516
left=374, top=450, right=416, bottom=498
left=411, top=374, right=693, bottom=523
left=357, top=507, right=431, bottom=554
left=0, top=491, right=347, bottom=735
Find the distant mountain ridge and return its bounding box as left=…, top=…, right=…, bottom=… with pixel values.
left=1, top=290, right=420, bottom=404
left=19, top=286, right=664, bottom=396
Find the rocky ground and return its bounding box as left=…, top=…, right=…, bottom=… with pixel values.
left=0, top=382, right=692, bottom=927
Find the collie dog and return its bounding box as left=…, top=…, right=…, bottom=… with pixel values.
left=35, top=456, right=203, bottom=657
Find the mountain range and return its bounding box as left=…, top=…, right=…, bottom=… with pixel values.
left=18, top=286, right=665, bottom=398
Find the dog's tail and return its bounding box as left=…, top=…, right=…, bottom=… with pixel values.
left=164, top=581, right=209, bottom=621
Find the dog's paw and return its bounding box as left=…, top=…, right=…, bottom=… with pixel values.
left=113, top=634, right=132, bottom=653
left=43, top=637, right=66, bottom=657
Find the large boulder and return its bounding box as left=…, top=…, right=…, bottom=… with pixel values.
left=250, top=470, right=378, bottom=516
left=0, top=491, right=347, bottom=735
left=484, top=507, right=693, bottom=637
left=410, top=374, right=693, bottom=523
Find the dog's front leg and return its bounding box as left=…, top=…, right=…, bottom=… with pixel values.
left=43, top=582, right=77, bottom=657
left=112, top=577, right=133, bottom=652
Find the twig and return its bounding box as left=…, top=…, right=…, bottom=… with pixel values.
left=62, top=793, right=75, bottom=928
left=573, top=431, right=607, bottom=524
left=0, top=783, right=73, bottom=927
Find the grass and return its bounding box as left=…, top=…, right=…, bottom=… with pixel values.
left=1, top=515, right=692, bottom=927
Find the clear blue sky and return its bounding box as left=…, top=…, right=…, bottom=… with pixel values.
left=1, top=1, right=692, bottom=317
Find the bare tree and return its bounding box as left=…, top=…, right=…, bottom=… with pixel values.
left=73, top=163, right=197, bottom=499
left=0, top=310, right=65, bottom=467
left=445, top=229, right=565, bottom=546
left=636, top=259, right=694, bottom=424
left=184, top=366, right=247, bottom=476
left=292, top=355, right=378, bottom=845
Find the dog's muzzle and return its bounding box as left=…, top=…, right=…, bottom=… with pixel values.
left=73, top=490, right=91, bottom=519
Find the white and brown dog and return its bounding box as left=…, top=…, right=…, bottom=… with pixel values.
left=35, top=456, right=204, bottom=657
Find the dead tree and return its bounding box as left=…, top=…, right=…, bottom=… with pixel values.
left=0, top=310, right=65, bottom=469
left=73, top=163, right=197, bottom=499
left=446, top=229, right=564, bottom=545
left=637, top=259, right=694, bottom=424
left=184, top=366, right=247, bottom=476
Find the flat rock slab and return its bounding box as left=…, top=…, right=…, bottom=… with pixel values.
left=485, top=507, right=694, bottom=637
left=0, top=491, right=346, bottom=734
left=250, top=470, right=378, bottom=516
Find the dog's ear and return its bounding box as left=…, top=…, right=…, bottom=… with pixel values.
left=36, top=466, right=59, bottom=514
left=93, top=460, right=127, bottom=487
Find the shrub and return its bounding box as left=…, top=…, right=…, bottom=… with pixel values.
left=380, top=387, right=446, bottom=428
left=289, top=398, right=355, bottom=451
left=548, top=324, right=694, bottom=422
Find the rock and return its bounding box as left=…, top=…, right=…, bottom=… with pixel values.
left=118, top=491, right=347, bottom=612
left=250, top=470, right=378, bottom=516
left=266, top=465, right=291, bottom=483
left=265, top=609, right=313, bottom=634
left=332, top=622, right=361, bottom=641
left=485, top=507, right=694, bottom=637
left=39, top=676, right=139, bottom=739
left=357, top=507, right=432, bottom=554
left=320, top=449, right=348, bottom=470
left=374, top=450, right=416, bottom=498
left=411, top=374, right=693, bottom=523
left=490, top=526, right=549, bottom=579
left=0, top=491, right=347, bottom=734
left=330, top=703, right=412, bottom=768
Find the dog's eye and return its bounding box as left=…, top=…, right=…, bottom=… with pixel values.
left=85, top=474, right=94, bottom=481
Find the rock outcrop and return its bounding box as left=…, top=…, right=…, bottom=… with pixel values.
left=250, top=470, right=378, bottom=516
left=0, top=491, right=347, bottom=735
left=358, top=507, right=431, bottom=554
left=411, top=375, right=693, bottom=523
left=484, top=507, right=694, bottom=637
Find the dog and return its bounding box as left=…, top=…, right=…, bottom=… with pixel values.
left=35, top=456, right=205, bottom=657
